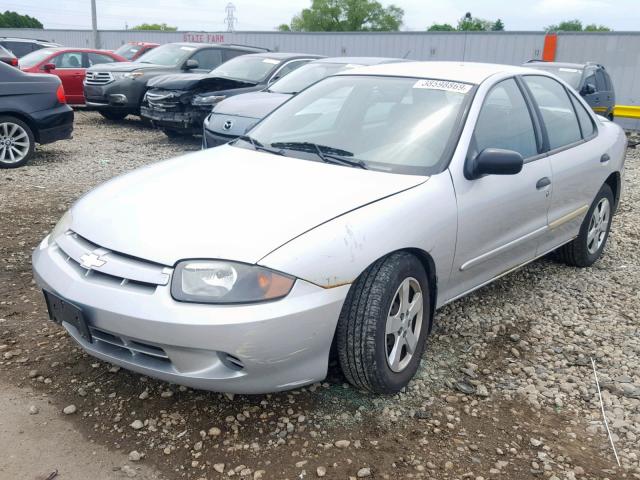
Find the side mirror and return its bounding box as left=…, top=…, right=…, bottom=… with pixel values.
left=43, top=63, right=56, bottom=72
left=183, top=59, right=199, bottom=70
left=581, top=83, right=596, bottom=95
left=466, top=148, right=523, bottom=180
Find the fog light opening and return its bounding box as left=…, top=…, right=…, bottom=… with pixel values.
left=221, top=353, right=245, bottom=371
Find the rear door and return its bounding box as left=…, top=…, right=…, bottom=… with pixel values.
left=522, top=75, right=604, bottom=253
left=447, top=77, right=553, bottom=299
left=50, top=51, right=85, bottom=104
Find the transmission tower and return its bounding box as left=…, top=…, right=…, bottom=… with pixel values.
left=224, top=3, right=237, bottom=32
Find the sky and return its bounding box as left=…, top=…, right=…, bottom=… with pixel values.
left=4, top=0, right=640, bottom=31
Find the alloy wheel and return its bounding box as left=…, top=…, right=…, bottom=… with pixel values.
left=385, top=277, right=423, bottom=373
left=586, top=197, right=610, bottom=254
left=0, top=122, right=30, bottom=165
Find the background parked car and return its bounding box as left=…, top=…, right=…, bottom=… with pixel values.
left=0, top=44, right=18, bottom=67
left=83, top=42, right=269, bottom=121
left=113, top=41, right=159, bottom=61
left=0, top=37, right=61, bottom=58
left=0, top=61, right=73, bottom=168
left=525, top=60, right=615, bottom=120
left=142, top=52, right=323, bottom=137
left=203, top=57, right=405, bottom=148
left=19, top=48, right=126, bottom=105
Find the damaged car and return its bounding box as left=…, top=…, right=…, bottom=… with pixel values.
left=32, top=62, right=626, bottom=394
left=141, top=52, right=322, bottom=137
left=203, top=57, right=405, bottom=148
left=84, top=42, right=268, bottom=121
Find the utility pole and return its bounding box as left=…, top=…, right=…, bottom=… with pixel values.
left=224, top=3, right=237, bottom=33
left=91, top=0, right=100, bottom=49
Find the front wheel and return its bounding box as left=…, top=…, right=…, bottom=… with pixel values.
left=0, top=115, right=35, bottom=168
left=336, top=252, right=430, bottom=394
left=557, top=184, right=614, bottom=267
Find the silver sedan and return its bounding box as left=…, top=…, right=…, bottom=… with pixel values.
left=32, top=62, right=627, bottom=394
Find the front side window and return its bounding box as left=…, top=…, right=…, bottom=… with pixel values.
left=270, top=60, right=309, bottom=82
left=52, top=51, right=83, bottom=68
left=135, top=43, right=195, bottom=66
left=244, top=75, right=473, bottom=175
left=523, top=75, right=582, bottom=150
left=472, top=78, right=538, bottom=159
left=190, top=49, right=223, bottom=71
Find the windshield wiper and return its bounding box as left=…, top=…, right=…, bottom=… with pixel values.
left=235, top=135, right=285, bottom=156
left=271, top=141, right=367, bottom=169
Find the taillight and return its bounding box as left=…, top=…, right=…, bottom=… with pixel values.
left=56, top=84, right=66, bottom=104
left=10, top=58, right=18, bottom=67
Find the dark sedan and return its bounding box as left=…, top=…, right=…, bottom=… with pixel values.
left=141, top=52, right=323, bottom=137
left=0, top=61, right=73, bottom=168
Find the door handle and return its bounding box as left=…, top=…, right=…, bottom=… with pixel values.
left=600, top=153, right=610, bottom=163
left=536, top=177, right=551, bottom=189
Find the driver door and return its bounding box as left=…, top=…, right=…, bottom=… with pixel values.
left=446, top=77, right=552, bottom=300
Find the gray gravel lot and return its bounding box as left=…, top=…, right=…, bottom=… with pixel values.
left=0, top=112, right=638, bottom=479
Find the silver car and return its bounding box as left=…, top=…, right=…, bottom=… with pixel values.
left=32, top=62, right=626, bottom=394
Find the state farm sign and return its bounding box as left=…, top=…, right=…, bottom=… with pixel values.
left=182, top=32, right=226, bottom=43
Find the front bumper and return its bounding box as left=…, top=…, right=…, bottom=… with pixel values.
left=32, top=236, right=348, bottom=394
left=141, top=105, right=209, bottom=133
left=202, top=125, right=236, bottom=149
left=84, top=80, right=145, bottom=112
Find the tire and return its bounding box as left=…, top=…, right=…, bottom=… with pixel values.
left=336, top=251, right=431, bottom=394
left=99, top=110, right=128, bottom=121
left=163, top=128, right=192, bottom=139
left=608, top=113, right=614, bottom=121
left=0, top=115, right=35, bottom=168
left=557, top=184, right=614, bottom=267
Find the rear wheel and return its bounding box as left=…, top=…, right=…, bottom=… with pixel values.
left=337, top=252, right=431, bottom=393
left=0, top=116, right=35, bottom=168
left=99, top=110, right=128, bottom=121
left=557, top=184, right=614, bottom=267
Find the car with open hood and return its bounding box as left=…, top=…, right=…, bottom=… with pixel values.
left=141, top=52, right=323, bottom=137
left=33, top=62, right=626, bottom=394
left=202, top=57, right=405, bottom=148
left=83, top=42, right=268, bottom=121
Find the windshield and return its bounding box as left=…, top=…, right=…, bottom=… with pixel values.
left=242, top=75, right=472, bottom=175
left=528, top=65, right=584, bottom=89
left=270, top=62, right=362, bottom=94
left=134, top=43, right=194, bottom=66
left=210, top=55, right=281, bottom=83
left=115, top=44, right=144, bottom=60
left=18, top=48, right=55, bottom=68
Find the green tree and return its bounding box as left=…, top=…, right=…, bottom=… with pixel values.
left=131, top=23, right=177, bottom=31
left=545, top=19, right=582, bottom=32
left=278, top=24, right=291, bottom=31
left=491, top=18, right=505, bottom=31
left=427, top=23, right=455, bottom=31
left=0, top=10, right=43, bottom=28
left=283, top=0, right=404, bottom=32
left=457, top=12, right=493, bottom=31
left=584, top=24, right=611, bottom=31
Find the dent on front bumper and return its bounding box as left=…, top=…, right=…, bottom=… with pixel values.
left=32, top=236, right=349, bottom=394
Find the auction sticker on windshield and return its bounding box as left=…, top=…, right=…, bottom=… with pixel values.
left=413, top=79, right=473, bottom=93
left=262, top=58, right=280, bottom=64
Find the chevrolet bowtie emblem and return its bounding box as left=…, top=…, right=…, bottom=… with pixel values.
left=79, top=252, right=106, bottom=269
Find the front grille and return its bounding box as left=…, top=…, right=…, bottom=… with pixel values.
left=85, top=71, right=114, bottom=85
left=90, top=327, right=170, bottom=363
left=145, top=91, right=181, bottom=110
left=54, top=231, right=170, bottom=293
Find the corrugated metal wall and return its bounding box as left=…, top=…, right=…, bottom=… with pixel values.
left=1, top=28, right=639, bottom=127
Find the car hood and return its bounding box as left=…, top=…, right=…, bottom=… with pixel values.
left=148, top=73, right=257, bottom=91
left=88, top=61, right=168, bottom=73
left=213, top=91, right=293, bottom=118
left=69, top=145, right=427, bottom=267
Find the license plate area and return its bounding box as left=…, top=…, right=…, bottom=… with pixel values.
left=43, top=291, right=92, bottom=342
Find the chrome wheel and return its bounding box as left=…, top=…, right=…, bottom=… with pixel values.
left=0, top=122, right=30, bottom=165
left=385, top=277, right=423, bottom=373
left=586, top=197, right=610, bottom=254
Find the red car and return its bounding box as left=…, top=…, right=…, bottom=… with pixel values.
left=113, top=42, right=159, bottom=61
left=18, top=48, right=126, bottom=105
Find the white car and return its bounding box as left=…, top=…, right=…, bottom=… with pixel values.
left=32, top=62, right=626, bottom=394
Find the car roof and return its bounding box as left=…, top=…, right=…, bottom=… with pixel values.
left=524, top=61, right=588, bottom=69
left=33, top=47, right=119, bottom=54
left=312, top=56, right=406, bottom=66
left=339, top=61, right=543, bottom=84
left=0, top=37, right=60, bottom=45
left=167, top=42, right=267, bottom=52
left=239, top=52, right=324, bottom=60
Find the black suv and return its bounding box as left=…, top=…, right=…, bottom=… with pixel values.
left=84, top=42, right=268, bottom=121
left=0, top=62, right=73, bottom=168
left=524, top=61, right=615, bottom=120
left=0, top=37, right=61, bottom=58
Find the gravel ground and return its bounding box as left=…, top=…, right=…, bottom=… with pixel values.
left=0, top=112, right=638, bottom=480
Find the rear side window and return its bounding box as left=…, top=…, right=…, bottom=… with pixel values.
left=472, top=78, right=538, bottom=159
left=190, top=49, right=223, bottom=71
left=3, top=41, right=32, bottom=57
left=569, top=94, right=595, bottom=138
left=523, top=75, right=582, bottom=150
left=88, top=52, right=117, bottom=66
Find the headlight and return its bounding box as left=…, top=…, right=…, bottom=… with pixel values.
left=191, top=94, right=226, bottom=106
left=49, top=210, right=72, bottom=243
left=113, top=71, right=144, bottom=80
left=171, top=260, right=295, bottom=304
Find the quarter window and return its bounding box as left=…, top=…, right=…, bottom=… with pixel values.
left=523, top=75, right=582, bottom=150
left=569, top=94, right=595, bottom=138
left=472, top=78, right=538, bottom=159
